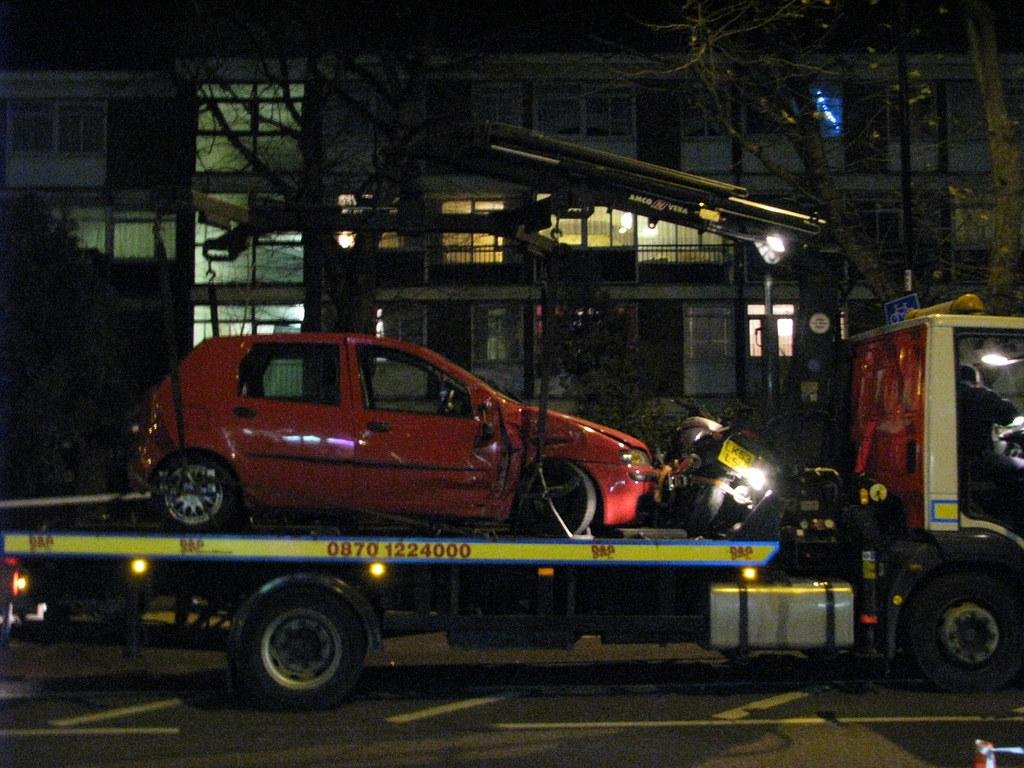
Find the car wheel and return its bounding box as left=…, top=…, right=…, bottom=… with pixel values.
left=905, top=573, right=1022, bottom=691
left=518, top=460, right=598, bottom=536
left=155, top=453, right=238, bottom=531
left=233, top=588, right=368, bottom=710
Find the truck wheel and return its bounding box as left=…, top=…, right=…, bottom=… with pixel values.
left=234, top=588, right=367, bottom=710
left=906, top=573, right=1022, bottom=691
left=519, top=460, right=597, bottom=536
left=155, top=454, right=238, bottom=531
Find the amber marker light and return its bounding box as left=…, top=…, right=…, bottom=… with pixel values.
left=368, top=562, right=387, bottom=579
left=741, top=567, right=758, bottom=582
left=130, top=558, right=149, bottom=576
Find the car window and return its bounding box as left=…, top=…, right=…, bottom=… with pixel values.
left=358, top=346, right=471, bottom=417
left=238, top=343, right=340, bottom=406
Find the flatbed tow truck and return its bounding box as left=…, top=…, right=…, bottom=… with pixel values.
left=5, top=127, right=1024, bottom=709
left=9, top=295, right=1022, bottom=710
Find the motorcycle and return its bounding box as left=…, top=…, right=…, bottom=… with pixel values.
left=652, top=414, right=777, bottom=538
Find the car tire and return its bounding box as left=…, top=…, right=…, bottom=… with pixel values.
left=233, top=588, right=368, bottom=710
left=518, top=460, right=598, bottom=536
left=905, top=572, right=1022, bottom=691
left=154, top=453, right=238, bottom=531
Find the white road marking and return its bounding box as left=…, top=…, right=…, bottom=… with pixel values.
left=713, top=690, right=810, bottom=720
left=0, top=727, right=180, bottom=737
left=0, top=682, right=43, bottom=700
left=49, top=698, right=183, bottom=727
left=495, top=714, right=1024, bottom=730
left=387, top=696, right=508, bottom=724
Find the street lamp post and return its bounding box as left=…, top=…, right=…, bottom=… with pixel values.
left=755, top=235, right=786, bottom=413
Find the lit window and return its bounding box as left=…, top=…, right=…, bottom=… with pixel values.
left=113, top=212, right=176, bottom=260
left=748, top=304, right=795, bottom=358
left=192, top=304, right=303, bottom=346
left=812, top=85, right=843, bottom=138
left=441, top=200, right=505, bottom=264
left=195, top=82, right=303, bottom=173
left=636, top=217, right=733, bottom=265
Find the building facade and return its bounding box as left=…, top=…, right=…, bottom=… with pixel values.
left=2, top=52, right=1019, bottom=404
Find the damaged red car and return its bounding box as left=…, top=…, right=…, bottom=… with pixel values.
left=130, top=333, right=656, bottom=535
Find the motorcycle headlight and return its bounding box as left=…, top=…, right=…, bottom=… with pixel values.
left=620, top=448, right=651, bottom=467
left=740, top=465, right=768, bottom=492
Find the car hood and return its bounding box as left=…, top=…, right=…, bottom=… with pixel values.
left=513, top=402, right=649, bottom=457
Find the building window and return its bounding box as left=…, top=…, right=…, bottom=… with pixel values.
left=535, top=84, right=634, bottom=140
left=472, top=303, right=524, bottom=397
left=681, top=102, right=725, bottom=138
left=683, top=305, right=736, bottom=396
left=375, top=304, right=427, bottom=346
left=686, top=306, right=734, bottom=361
left=194, top=193, right=300, bottom=284
left=60, top=207, right=175, bottom=261
left=441, top=200, right=505, bottom=264
left=193, top=304, right=304, bottom=347
left=539, top=204, right=731, bottom=265
left=9, top=100, right=106, bottom=155
left=856, top=202, right=903, bottom=257
left=472, top=83, right=524, bottom=126
left=813, top=84, right=843, bottom=137
left=747, top=303, right=795, bottom=358
left=195, top=83, right=303, bottom=173
left=113, top=211, right=176, bottom=260
left=635, top=215, right=734, bottom=264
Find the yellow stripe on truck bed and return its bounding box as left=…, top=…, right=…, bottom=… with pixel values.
left=2, top=531, right=778, bottom=567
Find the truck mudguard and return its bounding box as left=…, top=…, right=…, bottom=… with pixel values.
left=228, top=571, right=383, bottom=656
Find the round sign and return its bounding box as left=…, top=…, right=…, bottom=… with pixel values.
left=808, top=312, right=831, bottom=334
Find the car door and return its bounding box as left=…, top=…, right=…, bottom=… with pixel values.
left=349, top=340, right=506, bottom=519
left=224, top=340, right=355, bottom=509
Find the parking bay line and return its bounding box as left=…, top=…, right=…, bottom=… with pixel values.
left=495, top=714, right=1024, bottom=730
left=387, top=696, right=509, bottom=724
left=49, top=698, right=183, bottom=727
left=713, top=691, right=811, bottom=720
left=0, top=727, right=180, bottom=737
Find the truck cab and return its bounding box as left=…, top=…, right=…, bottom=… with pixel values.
left=850, top=296, right=1024, bottom=542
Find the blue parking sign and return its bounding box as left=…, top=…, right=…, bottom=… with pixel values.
left=884, top=293, right=920, bottom=325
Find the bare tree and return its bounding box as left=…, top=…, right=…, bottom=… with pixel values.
left=960, top=0, right=1023, bottom=314
left=647, top=0, right=1023, bottom=310
left=177, top=1, right=490, bottom=333
left=644, top=0, right=902, bottom=302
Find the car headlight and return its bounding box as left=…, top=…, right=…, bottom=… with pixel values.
left=620, top=448, right=651, bottom=467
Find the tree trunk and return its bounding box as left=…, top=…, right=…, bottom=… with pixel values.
left=961, top=0, right=1023, bottom=314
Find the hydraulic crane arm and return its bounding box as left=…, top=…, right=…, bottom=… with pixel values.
left=432, top=122, right=825, bottom=239
left=194, top=122, right=824, bottom=259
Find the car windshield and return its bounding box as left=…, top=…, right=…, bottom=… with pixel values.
left=474, top=373, right=520, bottom=403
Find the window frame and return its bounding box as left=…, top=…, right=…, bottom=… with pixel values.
left=238, top=342, right=340, bottom=406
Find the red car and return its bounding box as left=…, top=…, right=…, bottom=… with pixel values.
left=130, top=333, right=656, bottom=535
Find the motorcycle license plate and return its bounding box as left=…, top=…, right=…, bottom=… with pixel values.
left=718, top=438, right=755, bottom=472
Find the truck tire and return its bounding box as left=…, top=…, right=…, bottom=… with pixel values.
left=905, top=573, right=1022, bottom=691
left=154, top=453, right=238, bottom=531
left=233, top=587, right=367, bottom=710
